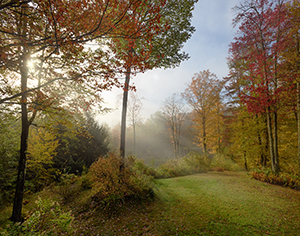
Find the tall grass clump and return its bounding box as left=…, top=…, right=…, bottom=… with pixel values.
left=88, top=152, right=155, bottom=206
left=50, top=173, right=82, bottom=203
left=210, top=154, right=243, bottom=172
left=156, top=152, right=210, bottom=178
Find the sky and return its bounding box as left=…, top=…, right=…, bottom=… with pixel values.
left=97, top=0, right=241, bottom=128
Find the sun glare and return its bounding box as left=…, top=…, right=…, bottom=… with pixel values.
left=27, top=60, right=35, bottom=70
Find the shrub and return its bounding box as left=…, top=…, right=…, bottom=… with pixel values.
left=51, top=173, right=81, bottom=202
left=249, top=168, right=300, bottom=189
left=1, top=197, right=74, bottom=236
left=156, top=152, right=210, bottom=178
left=210, top=154, right=242, bottom=171
left=128, top=156, right=158, bottom=178
left=80, top=173, right=93, bottom=190
left=183, top=152, right=211, bottom=173
left=88, top=152, right=155, bottom=206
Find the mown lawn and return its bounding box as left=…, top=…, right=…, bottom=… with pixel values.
left=70, top=171, right=300, bottom=235
left=1, top=171, right=300, bottom=235
left=153, top=171, right=300, bottom=235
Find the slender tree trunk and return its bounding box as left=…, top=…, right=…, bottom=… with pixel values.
left=175, top=117, right=180, bottom=158
left=266, top=107, right=277, bottom=173
left=256, top=115, right=266, bottom=167
left=133, top=121, right=136, bottom=156
left=244, top=151, right=248, bottom=171
left=202, top=115, right=207, bottom=153
left=273, top=111, right=279, bottom=173
left=217, top=115, right=221, bottom=154
left=264, top=115, right=269, bottom=167
left=297, top=82, right=300, bottom=175
left=177, top=119, right=181, bottom=158
left=120, top=66, right=131, bottom=162
left=11, top=52, right=29, bottom=222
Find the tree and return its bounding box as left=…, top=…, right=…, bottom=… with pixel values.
left=27, top=126, right=59, bottom=191
left=117, top=0, right=198, bottom=160
left=161, top=93, right=186, bottom=158
left=1, top=0, right=171, bottom=222
left=0, top=112, right=20, bottom=206
left=224, top=55, right=270, bottom=168
left=127, top=92, right=143, bottom=156
left=229, top=0, right=291, bottom=173
left=281, top=0, right=300, bottom=174
left=132, top=111, right=174, bottom=164
left=182, top=70, right=224, bottom=154
left=53, top=112, right=110, bottom=174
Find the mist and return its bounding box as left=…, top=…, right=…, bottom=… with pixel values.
left=106, top=110, right=198, bottom=167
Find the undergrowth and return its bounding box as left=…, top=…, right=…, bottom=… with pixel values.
left=88, top=152, right=155, bottom=206
left=0, top=197, right=74, bottom=236
left=155, top=152, right=242, bottom=178
left=249, top=168, right=300, bottom=189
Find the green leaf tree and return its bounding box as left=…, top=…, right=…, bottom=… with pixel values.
left=114, top=0, right=198, bottom=160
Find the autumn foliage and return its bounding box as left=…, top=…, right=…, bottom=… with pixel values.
left=182, top=70, right=224, bottom=154
left=222, top=0, right=300, bottom=174
left=250, top=168, right=300, bottom=189
left=89, top=153, right=154, bottom=205
left=0, top=0, right=199, bottom=222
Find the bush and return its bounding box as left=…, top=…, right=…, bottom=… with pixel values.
left=1, top=197, right=74, bottom=236
left=88, top=152, right=155, bottom=206
left=210, top=154, right=242, bottom=172
left=156, top=152, right=210, bottom=178
left=51, top=173, right=82, bottom=202
left=249, top=168, right=300, bottom=189
left=128, top=156, right=158, bottom=178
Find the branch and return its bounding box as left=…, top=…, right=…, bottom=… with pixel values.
left=0, top=0, right=31, bottom=10
left=0, top=76, right=72, bottom=104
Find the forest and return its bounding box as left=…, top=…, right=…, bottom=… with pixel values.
left=1, top=0, right=300, bottom=235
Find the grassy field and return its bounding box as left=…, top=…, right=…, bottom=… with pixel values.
left=153, top=171, right=300, bottom=235
left=1, top=171, right=300, bottom=235
left=70, top=171, right=300, bottom=235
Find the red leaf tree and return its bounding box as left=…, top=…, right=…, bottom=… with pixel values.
left=228, top=0, right=291, bottom=173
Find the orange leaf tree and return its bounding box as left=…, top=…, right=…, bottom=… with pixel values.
left=107, top=0, right=198, bottom=159
left=0, top=0, right=182, bottom=222
left=182, top=70, right=224, bottom=154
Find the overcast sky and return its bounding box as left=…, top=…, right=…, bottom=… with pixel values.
left=97, top=0, right=241, bottom=128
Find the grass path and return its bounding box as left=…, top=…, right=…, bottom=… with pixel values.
left=72, top=171, right=300, bottom=235
left=154, top=171, right=300, bottom=235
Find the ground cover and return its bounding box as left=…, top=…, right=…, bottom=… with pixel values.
left=70, top=171, right=300, bottom=235
left=1, top=171, right=300, bottom=235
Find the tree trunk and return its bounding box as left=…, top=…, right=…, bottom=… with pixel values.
left=256, top=114, right=266, bottom=167
left=217, top=116, right=221, bottom=154
left=133, top=120, right=136, bottom=156
left=264, top=115, right=269, bottom=167
left=297, top=82, right=300, bottom=175
left=266, top=107, right=278, bottom=173
left=177, top=119, right=181, bottom=158
left=11, top=52, right=29, bottom=222
left=273, top=111, right=279, bottom=173
left=120, top=66, right=131, bottom=162
left=244, top=151, right=248, bottom=171
left=202, top=115, right=207, bottom=153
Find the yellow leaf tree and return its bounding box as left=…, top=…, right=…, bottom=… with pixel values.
left=27, top=127, right=59, bottom=191
left=182, top=70, right=224, bottom=154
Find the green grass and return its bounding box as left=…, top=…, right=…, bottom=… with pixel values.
left=154, top=171, right=300, bottom=235
left=1, top=171, right=300, bottom=235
